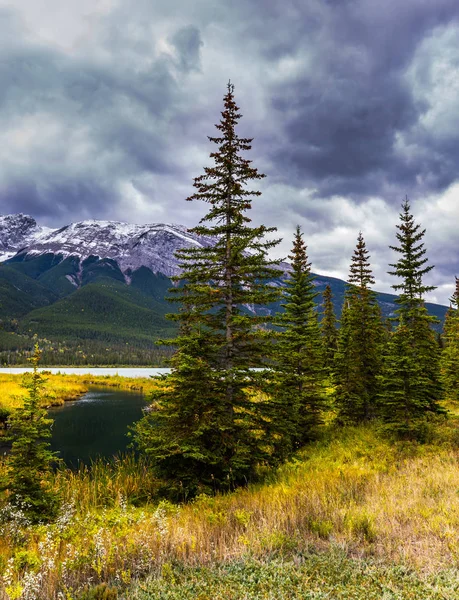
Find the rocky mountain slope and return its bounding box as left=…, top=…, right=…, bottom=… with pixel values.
left=0, top=214, right=214, bottom=278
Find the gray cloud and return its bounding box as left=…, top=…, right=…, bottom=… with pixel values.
left=171, top=26, right=203, bottom=73
left=265, top=0, right=459, bottom=198
left=0, top=1, right=458, bottom=303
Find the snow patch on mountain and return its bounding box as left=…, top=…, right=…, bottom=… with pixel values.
left=0, top=215, right=215, bottom=278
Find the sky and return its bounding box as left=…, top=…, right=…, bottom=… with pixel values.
left=0, top=0, right=458, bottom=305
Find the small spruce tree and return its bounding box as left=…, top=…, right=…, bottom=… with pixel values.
left=2, top=345, right=59, bottom=521
left=133, top=83, right=281, bottom=498
left=440, top=277, right=459, bottom=401
left=320, top=284, right=338, bottom=375
left=334, top=232, right=384, bottom=423
left=273, top=226, right=325, bottom=455
left=379, top=198, right=444, bottom=436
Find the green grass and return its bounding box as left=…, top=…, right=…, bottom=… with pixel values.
left=128, top=552, right=459, bottom=599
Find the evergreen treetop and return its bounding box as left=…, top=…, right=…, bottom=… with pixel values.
left=169, top=81, right=281, bottom=373
left=334, top=233, right=384, bottom=424
left=348, top=231, right=375, bottom=291
left=388, top=197, right=435, bottom=321
left=379, top=198, right=444, bottom=434
left=450, top=276, right=459, bottom=309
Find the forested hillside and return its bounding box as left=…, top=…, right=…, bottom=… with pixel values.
left=0, top=252, right=449, bottom=365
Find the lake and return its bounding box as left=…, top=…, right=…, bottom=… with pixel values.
left=48, top=387, right=148, bottom=467
left=0, top=367, right=171, bottom=377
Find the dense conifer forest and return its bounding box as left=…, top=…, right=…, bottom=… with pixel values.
left=131, top=83, right=455, bottom=498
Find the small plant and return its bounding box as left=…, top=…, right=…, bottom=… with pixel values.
left=77, top=583, right=118, bottom=600
left=308, top=518, right=333, bottom=539
left=348, top=511, right=377, bottom=543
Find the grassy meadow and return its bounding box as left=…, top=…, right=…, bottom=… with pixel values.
left=2, top=407, right=459, bottom=598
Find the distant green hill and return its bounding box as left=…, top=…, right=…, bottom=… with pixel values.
left=20, top=278, right=175, bottom=346
left=0, top=265, right=57, bottom=318
left=0, top=252, right=450, bottom=365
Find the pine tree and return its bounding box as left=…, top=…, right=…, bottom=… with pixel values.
left=272, top=226, right=325, bottom=455
left=1, top=345, right=59, bottom=521
left=320, top=284, right=338, bottom=375
left=334, top=232, right=384, bottom=423
left=440, top=277, right=459, bottom=401
left=379, top=198, right=444, bottom=435
left=388, top=197, right=436, bottom=322
left=133, top=83, right=281, bottom=498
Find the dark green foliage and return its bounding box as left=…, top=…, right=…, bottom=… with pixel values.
left=1, top=345, right=59, bottom=522
left=378, top=323, right=442, bottom=437
left=130, top=267, right=171, bottom=301
left=133, top=330, right=247, bottom=499
left=0, top=405, right=10, bottom=429
left=334, top=233, right=384, bottom=424
left=20, top=279, right=175, bottom=346
left=320, top=284, right=338, bottom=374
left=379, top=199, right=444, bottom=435
left=0, top=265, right=57, bottom=318
left=273, top=226, right=325, bottom=454
left=37, top=255, right=81, bottom=297
left=133, top=83, right=281, bottom=497
left=81, top=257, right=125, bottom=286
left=440, top=277, right=459, bottom=400
left=6, top=252, right=63, bottom=279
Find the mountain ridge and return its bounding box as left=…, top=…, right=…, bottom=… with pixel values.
left=0, top=213, right=449, bottom=365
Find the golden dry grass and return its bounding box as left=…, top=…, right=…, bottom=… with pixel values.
left=3, top=423, right=459, bottom=599
left=0, top=373, right=160, bottom=412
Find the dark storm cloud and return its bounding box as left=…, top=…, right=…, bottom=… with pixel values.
left=265, top=0, right=459, bottom=198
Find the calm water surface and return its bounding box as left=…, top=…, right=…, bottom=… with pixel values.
left=48, top=387, right=148, bottom=467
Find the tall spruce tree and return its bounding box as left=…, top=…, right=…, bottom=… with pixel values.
left=1, top=345, right=58, bottom=522
left=133, top=83, right=281, bottom=498
left=272, top=226, right=325, bottom=455
left=320, top=284, right=338, bottom=375
left=440, top=277, right=459, bottom=401
left=334, top=232, right=384, bottom=423
left=379, top=198, right=444, bottom=436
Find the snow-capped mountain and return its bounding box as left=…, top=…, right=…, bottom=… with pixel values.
left=0, top=215, right=214, bottom=278
left=0, top=214, right=52, bottom=262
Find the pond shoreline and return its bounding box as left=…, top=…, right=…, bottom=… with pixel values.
left=0, top=366, right=171, bottom=377
left=0, top=372, right=164, bottom=416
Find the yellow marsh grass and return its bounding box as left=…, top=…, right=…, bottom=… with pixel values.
left=3, top=425, right=459, bottom=598
left=0, top=373, right=160, bottom=411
